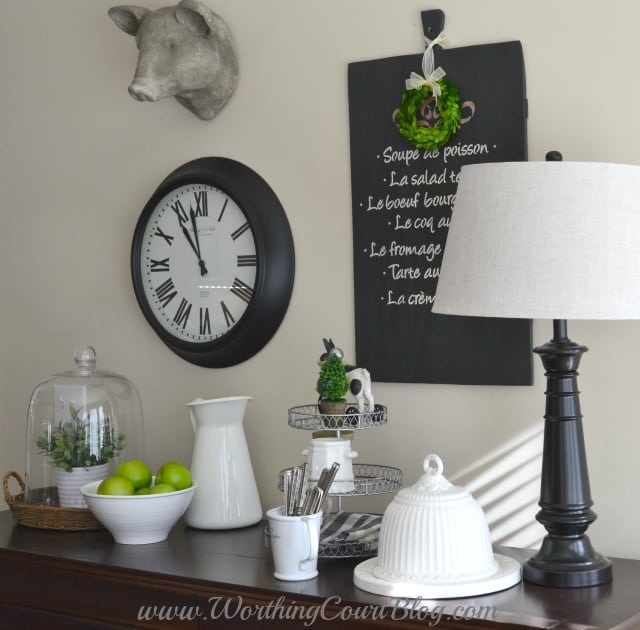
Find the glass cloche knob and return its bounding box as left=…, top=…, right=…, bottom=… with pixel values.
left=73, top=346, right=97, bottom=376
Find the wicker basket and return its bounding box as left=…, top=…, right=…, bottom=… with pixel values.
left=3, top=470, right=104, bottom=531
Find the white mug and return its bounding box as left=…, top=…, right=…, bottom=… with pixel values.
left=266, top=506, right=322, bottom=581
left=302, top=437, right=358, bottom=492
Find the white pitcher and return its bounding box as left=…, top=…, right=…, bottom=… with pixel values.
left=184, top=396, right=262, bottom=529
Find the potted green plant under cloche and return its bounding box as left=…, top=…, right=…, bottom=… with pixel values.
left=36, top=404, right=125, bottom=508
left=316, top=352, right=350, bottom=416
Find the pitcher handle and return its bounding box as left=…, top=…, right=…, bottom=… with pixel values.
left=299, top=514, right=320, bottom=571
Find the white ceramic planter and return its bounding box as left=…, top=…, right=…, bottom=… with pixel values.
left=55, top=463, right=109, bottom=508
left=302, top=437, right=358, bottom=493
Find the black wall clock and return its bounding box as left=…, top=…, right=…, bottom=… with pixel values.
left=131, top=157, right=295, bottom=367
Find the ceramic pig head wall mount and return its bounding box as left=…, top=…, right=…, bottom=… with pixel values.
left=108, top=1, right=238, bottom=120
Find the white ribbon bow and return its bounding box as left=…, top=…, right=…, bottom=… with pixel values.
left=405, top=32, right=448, bottom=98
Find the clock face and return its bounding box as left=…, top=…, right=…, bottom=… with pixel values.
left=131, top=157, right=295, bottom=368
left=139, top=183, right=257, bottom=342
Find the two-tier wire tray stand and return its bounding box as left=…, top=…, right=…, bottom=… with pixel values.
left=279, top=404, right=402, bottom=558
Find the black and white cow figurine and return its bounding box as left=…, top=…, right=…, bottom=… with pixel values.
left=319, top=338, right=374, bottom=413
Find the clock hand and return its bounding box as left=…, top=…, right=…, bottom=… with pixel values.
left=179, top=222, right=199, bottom=258
left=190, top=208, right=208, bottom=276
left=177, top=213, right=208, bottom=276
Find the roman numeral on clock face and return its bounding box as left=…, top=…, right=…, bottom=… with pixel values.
left=199, top=307, right=211, bottom=335
left=155, top=277, right=177, bottom=308
left=237, top=254, right=257, bottom=267
left=193, top=190, right=208, bottom=217
left=154, top=227, right=174, bottom=246
left=170, top=199, right=188, bottom=224
left=231, top=222, right=250, bottom=241
left=221, top=301, right=235, bottom=327
left=150, top=258, right=170, bottom=272
left=230, top=277, right=253, bottom=304
left=173, top=298, right=192, bottom=329
left=217, top=198, right=229, bottom=222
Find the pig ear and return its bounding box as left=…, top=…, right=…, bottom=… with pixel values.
left=175, top=0, right=217, bottom=38
left=108, top=5, right=150, bottom=36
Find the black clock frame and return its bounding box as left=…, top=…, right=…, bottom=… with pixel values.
left=131, top=157, right=295, bottom=367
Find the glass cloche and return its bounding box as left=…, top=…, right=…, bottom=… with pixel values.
left=25, top=346, right=144, bottom=509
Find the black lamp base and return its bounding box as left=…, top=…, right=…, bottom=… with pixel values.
left=523, top=320, right=612, bottom=588
left=523, top=536, right=612, bottom=587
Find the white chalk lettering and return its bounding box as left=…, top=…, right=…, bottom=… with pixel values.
left=381, top=146, right=421, bottom=166
left=387, top=263, right=421, bottom=280
left=368, top=242, right=386, bottom=257
left=389, top=241, right=442, bottom=262
left=423, top=191, right=456, bottom=208
left=394, top=214, right=436, bottom=233
left=389, top=168, right=448, bottom=187
left=386, top=290, right=435, bottom=307
left=386, top=290, right=405, bottom=305
left=411, top=168, right=447, bottom=186
left=388, top=170, right=408, bottom=187
left=367, top=193, right=420, bottom=211
left=443, top=142, right=490, bottom=163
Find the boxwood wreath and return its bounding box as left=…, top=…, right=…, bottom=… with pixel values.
left=395, top=32, right=462, bottom=151
left=395, top=79, right=461, bottom=151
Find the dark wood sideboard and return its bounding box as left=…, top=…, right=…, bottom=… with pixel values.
left=0, top=511, right=639, bottom=629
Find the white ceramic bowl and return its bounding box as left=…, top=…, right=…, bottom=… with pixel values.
left=81, top=479, right=197, bottom=544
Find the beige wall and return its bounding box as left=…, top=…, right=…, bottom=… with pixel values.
left=2, top=1, right=640, bottom=559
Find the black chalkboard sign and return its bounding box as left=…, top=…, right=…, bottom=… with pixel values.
left=348, top=32, right=532, bottom=385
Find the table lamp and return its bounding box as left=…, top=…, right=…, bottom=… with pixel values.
left=432, top=151, right=640, bottom=587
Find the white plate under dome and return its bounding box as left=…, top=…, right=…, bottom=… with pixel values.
left=354, top=553, right=521, bottom=599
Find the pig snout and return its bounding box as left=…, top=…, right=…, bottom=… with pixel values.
left=128, top=80, right=160, bottom=102
left=128, top=63, right=177, bottom=102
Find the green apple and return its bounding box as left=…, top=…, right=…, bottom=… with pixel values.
left=115, top=459, right=152, bottom=490
left=97, top=475, right=135, bottom=496
left=149, top=483, right=176, bottom=494
left=155, top=461, right=192, bottom=490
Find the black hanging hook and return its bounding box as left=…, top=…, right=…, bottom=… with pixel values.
left=421, top=9, right=445, bottom=40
